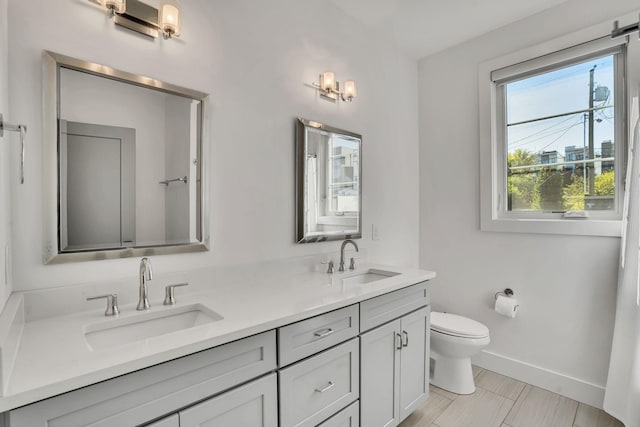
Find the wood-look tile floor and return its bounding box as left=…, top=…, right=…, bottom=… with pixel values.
left=399, top=367, right=624, bottom=427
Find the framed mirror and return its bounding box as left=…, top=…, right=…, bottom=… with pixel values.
left=296, top=118, right=362, bottom=243
left=42, top=51, right=210, bottom=263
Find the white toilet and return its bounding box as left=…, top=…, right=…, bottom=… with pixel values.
left=430, top=312, right=490, bottom=394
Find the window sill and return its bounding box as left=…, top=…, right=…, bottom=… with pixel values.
left=481, top=216, right=621, bottom=237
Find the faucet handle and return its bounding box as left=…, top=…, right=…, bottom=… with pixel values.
left=164, top=283, right=189, bottom=305
left=321, top=260, right=335, bottom=274
left=87, top=294, right=120, bottom=316
left=349, top=257, right=360, bottom=271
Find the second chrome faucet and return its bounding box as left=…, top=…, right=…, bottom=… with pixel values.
left=339, top=239, right=359, bottom=272
left=137, top=257, right=153, bottom=310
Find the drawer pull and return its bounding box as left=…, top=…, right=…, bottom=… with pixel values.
left=402, top=331, right=409, bottom=347
left=314, top=328, right=334, bottom=338
left=315, top=381, right=335, bottom=393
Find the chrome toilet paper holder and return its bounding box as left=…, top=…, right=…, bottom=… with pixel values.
left=495, top=288, right=514, bottom=300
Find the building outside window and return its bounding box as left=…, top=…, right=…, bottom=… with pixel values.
left=503, top=52, right=620, bottom=213
left=480, top=35, right=628, bottom=236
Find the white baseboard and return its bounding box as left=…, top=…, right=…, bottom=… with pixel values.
left=472, top=350, right=605, bottom=409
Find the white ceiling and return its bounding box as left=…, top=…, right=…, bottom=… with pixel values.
left=327, top=0, right=571, bottom=59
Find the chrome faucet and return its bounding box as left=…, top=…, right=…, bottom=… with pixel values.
left=339, top=239, right=359, bottom=272
left=137, top=257, right=153, bottom=310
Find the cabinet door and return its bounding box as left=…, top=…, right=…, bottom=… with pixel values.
left=317, top=400, right=359, bottom=427
left=360, top=319, right=401, bottom=427
left=399, top=306, right=430, bottom=421
left=179, top=373, right=277, bottom=427
left=145, top=414, right=179, bottom=427
left=279, top=338, right=359, bottom=427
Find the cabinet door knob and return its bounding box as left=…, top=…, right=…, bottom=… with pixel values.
left=396, top=332, right=403, bottom=350
left=314, top=381, right=334, bottom=393
left=402, top=331, right=409, bottom=347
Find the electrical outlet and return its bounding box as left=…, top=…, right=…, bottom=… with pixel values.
left=372, top=224, right=380, bottom=241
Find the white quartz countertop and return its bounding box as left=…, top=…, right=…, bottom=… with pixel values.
left=0, top=264, right=435, bottom=412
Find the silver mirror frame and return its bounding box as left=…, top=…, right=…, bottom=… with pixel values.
left=42, top=50, right=211, bottom=264
left=295, top=117, right=362, bottom=243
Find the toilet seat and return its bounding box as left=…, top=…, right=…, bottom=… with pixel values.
left=431, top=312, right=489, bottom=339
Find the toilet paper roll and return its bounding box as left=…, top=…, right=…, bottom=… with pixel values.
left=495, top=295, right=518, bottom=318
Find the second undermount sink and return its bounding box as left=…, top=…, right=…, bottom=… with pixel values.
left=340, top=268, right=401, bottom=286
left=84, top=304, right=223, bottom=351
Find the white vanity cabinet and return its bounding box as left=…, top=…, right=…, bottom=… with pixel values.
left=4, top=277, right=432, bottom=427
left=317, top=400, right=359, bottom=427
left=8, top=331, right=277, bottom=427
left=145, top=414, right=179, bottom=427
left=277, top=305, right=360, bottom=427
left=145, top=374, right=277, bottom=427
left=177, top=373, right=277, bottom=427
left=360, top=283, right=430, bottom=427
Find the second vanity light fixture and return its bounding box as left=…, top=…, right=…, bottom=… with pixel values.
left=312, top=71, right=357, bottom=102
left=90, top=0, right=181, bottom=40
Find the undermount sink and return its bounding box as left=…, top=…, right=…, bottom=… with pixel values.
left=84, top=304, right=223, bottom=351
left=340, top=268, right=401, bottom=286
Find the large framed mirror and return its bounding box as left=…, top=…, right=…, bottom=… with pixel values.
left=43, top=51, right=210, bottom=263
left=296, top=118, right=362, bottom=243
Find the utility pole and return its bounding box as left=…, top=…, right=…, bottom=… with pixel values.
left=583, top=113, right=587, bottom=194
left=588, top=65, right=596, bottom=196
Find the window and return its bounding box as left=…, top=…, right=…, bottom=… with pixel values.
left=327, top=134, right=360, bottom=215
left=480, top=36, right=628, bottom=236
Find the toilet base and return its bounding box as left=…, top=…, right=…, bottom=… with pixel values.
left=430, top=352, right=476, bottom=395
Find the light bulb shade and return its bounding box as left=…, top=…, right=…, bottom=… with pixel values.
left=159, top=3, right=181, bottom=37
left=343, top=80, right=357, bottom=99
left=322, top=71, right=335, bottom=91
left=104, top=0, right=126, bottom=13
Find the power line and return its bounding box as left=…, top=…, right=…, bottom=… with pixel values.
left=538, top=119, right=584, bottom=152
left=509, top=119, right=583, bottom=149
left=508, top=114, right=577, bottom=145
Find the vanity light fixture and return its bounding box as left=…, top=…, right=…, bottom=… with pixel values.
left=89, top=0, right=181, bottom=40
left=98, top=0, right=126, bottom=15
left=311, top=71, right=357, bottom=102
left=158, top=2, right=181, bottom=39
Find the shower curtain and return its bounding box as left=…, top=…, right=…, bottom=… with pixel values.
left=604, top=91, right=640, bottom=427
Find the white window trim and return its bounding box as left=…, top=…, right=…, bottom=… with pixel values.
left=479, top=23, right=631, bottom=237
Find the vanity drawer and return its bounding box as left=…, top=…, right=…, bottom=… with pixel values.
left=279, top=337, right=359, bottom=427
left=278, top=304, right=359, bottom=366
left=317, top=400, right=359, bottom=427
left=360, top=281, right=429, bottom=332
left=9, top=331, right=277, bottom=427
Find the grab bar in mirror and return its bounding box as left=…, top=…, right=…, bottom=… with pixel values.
left=0, top=113, right=26, bottom=184
left=159, top=176, right=188, bottom=186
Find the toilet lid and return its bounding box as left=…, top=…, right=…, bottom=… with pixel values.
left=431, top=312, right=489, bottom=338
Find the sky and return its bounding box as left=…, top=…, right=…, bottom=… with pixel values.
left=506, top=54, right=615, bottom=158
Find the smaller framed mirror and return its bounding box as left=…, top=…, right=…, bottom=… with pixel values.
left=296, top=118, right=362, bottom=243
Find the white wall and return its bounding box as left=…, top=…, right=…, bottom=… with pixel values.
left=418, top=0, right=639, bottom=407
left=0, top=0, right=12, bottom=308
left=6, top=0, right=419, bottom=290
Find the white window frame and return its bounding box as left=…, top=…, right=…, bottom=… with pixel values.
left=479, top=32, right=628, bottom=237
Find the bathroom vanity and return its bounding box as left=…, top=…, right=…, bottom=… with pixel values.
left=0, top=265, right=434, bottom=426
